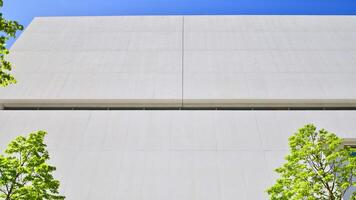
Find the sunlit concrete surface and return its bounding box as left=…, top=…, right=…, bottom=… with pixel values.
left=2, top=16, right=183, bottom=106
left=1, top=15, right=356, bottom=200
left=1, top=16, right=356, bottom=107
left=183, top=16, right=356, bottom=106
left=0, top=111, right=356, bottom=199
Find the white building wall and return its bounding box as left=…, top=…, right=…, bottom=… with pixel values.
left=1, top=16, right=356, bottom=199
left=1, top=16, right=356, bottom=107
left=183, top=16, right=356, bottom=106
left=1, top=111, right=356, bottom=200
left=3, top=16, right=184, bottom=106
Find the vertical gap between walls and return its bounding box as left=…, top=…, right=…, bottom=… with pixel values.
left=181, top=16, right=185, bottom=108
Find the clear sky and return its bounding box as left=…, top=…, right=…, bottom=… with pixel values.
left=3, top=0, right=356, bottom=46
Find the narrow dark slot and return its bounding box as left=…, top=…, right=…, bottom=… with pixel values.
left=4, top=107, right=356, bottom=111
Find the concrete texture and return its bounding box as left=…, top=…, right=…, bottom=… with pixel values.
left=1, top=111, right=356, bottom=199
left=1, top=16, right=356, bottom=107
left=183, top=16, right=356, bottom=105
left=2, top=16, right=183, bottom=106
left=1, top=16, right=356, bottom=200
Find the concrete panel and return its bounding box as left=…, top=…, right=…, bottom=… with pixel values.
left=0, top=73, right=68, bottom=99
left=3, top=15, right=356, bottom=107
left=13, top=32, right=181, bottom=51
left=184, top=73, right=250, bottom=100
left=2, top=15, right=356, bottom=200
left=0, top=72, right=181, bottom=100
left=8, top=51, right=181, bottom=73
left=23, top=16, right=182, bottom=34
left=265, top=150, right=288, bottom=185
left=1, top=111, right=356, bottom=199
left=183, top=16, right=356, bottom=106
left=184, top=32, right=356, bottom=51
left=1, top=16, right=183, bottom=106
left=218, top=151, right=248, bottom=200
left=184, top=16, right=356, bottom=32
left=184, top=50, right=356, bottom=73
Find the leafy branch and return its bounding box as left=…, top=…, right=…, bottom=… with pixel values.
left=0, top=131, right=65, bottom=200
left=267, top=124, right=356, bottom=200
left=0, top=0, right=23, bottom=87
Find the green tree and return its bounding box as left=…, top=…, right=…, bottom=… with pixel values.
left=267, top=124, right=356, bottom=200
left=0, top=131, right=65, bottom=200
left=0, top=0, right=23, bottom=87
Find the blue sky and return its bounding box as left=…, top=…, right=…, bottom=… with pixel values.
left=3, top=0, right=356, bottom=46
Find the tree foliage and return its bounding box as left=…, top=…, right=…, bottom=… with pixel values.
left=0, top=131, right=65, bottom=200
left=0, top=0, right=23, bottom=87
left=267, top=124, right=356, bottom=200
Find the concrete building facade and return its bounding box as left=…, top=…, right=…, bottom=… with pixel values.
left=0, top=15, right=356, bottom=199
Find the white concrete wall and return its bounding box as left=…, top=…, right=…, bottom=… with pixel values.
left=1, top=16, right=356, bottom=107
left=183, top=16, right=356, bottom=106
left=3, top=16, right=183, bottom=106
left=1, top=16, right=356, bottom=200
left=0, top=111, right=356, bottom=200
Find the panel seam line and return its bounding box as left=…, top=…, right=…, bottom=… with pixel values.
left=181, top=16, right=185, bottom=108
